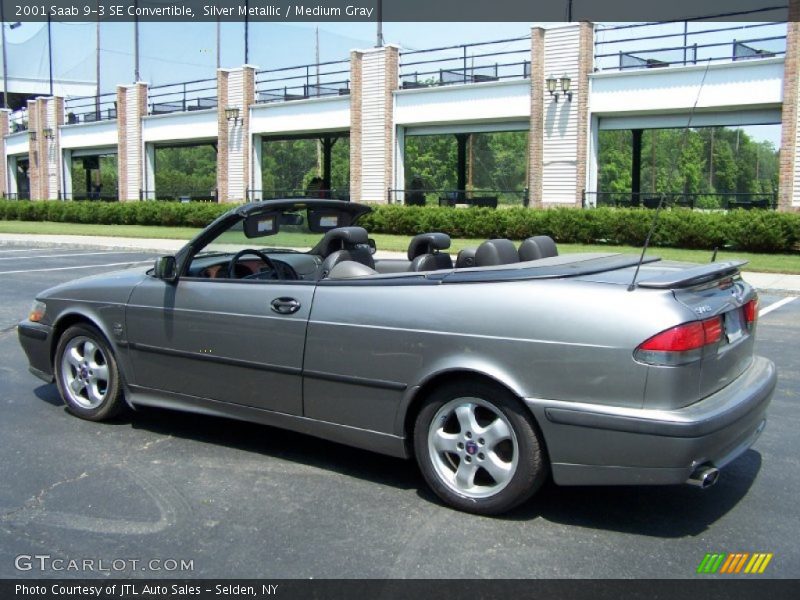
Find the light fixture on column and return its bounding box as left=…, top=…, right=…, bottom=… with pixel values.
left=546, top=75, right=558, bottom=102
left=560, top=74, right=573, bottom=102
left=28, top=130, right=37, bottom=141
left=42, top=127, right=54, bottom=139
left=225, top=106, right=241, bottom=124
left=546, top=74, right=573, bottom=103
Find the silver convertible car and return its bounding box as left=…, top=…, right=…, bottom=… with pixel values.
left=18, top=199, right=776, bottom=514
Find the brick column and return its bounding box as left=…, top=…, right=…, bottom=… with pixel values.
left=779, top=0, right=800, bottom=211
left=528, top=27, right=546, bottom=208
left=0, top=110, right=9, bottom=198
left=540, top=23, right=594, bottom=208
left=574, top=22, right=594, bottom=207
left=27, top=100, right=42, bottom=199
left=25, top=97, right=63, bottom=200
left=349, top=45, right=399, bottom=203
left=217, top=65, right=256, bottom=203
left=116, top=82, right=148, bottom=201
left=349, top=50, right=363, bottom=202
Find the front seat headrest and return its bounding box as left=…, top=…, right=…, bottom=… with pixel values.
left=317, top=226, right=370, bottom=257
left=407, top=232, right=451, bottom=260
left=475, top=239, right=519, bottom=266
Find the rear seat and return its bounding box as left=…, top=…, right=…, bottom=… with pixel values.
left=518, top=235, right=558, bottom=260
left=474, top=239, right=519, bottom=266
left=454, top=235, right=558, bottom=268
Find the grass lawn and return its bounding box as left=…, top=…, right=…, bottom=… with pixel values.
left=1, top=220, right=798, bottom=274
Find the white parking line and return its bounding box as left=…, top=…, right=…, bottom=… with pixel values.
left=0, top=251, right=145, bottom=261
left=759, top=296, right=797, bottom=318
left=0, top=260, right=152, bottom=275
left=0, top=248, right=57, bottom=254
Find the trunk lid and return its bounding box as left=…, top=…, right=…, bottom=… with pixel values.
left=579, top=258, right=758, bottom=408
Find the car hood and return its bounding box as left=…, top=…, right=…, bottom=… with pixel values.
left=37, top=265, right=151, bottom=303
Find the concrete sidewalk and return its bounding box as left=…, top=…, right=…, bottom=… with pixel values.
left=1, top=233, right=798, bottom=294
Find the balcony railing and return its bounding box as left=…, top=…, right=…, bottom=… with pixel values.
left=148, top=78, right=218, bottom=115
left=399, top=36, right=531, bottom=90
left=585, top=191, right=778, bottom=210
left=65, top=92, right=118, bottom=124
left=9, top=108, right=28, bottom=133
left=594, top=7, right=787, bottom=72
left=255, top=59, right=351, bottom=104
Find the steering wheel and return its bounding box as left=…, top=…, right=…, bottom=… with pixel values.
left=227, top=249, right=279, bottom=280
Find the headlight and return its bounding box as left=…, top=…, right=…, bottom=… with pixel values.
left=28, top=300, right=46, bottom=323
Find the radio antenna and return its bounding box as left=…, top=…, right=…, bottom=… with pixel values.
left=627, top=59, right=713, bottom=292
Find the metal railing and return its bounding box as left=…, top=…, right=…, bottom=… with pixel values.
left=248, top=188, right=350, bottom=201
left=594, top=8, right=787, bottom=71
left=61, top=189, right=119, bottom=201
left=148, top=77, right=218, bottom=115
left=584, top=191, right=778, bottom=210
left=2, top=192, right=30, bottom=200
left=399, top=36, right=531, bottom=89
left=9, top=108, right=28, bottom=133
left=140, top=188, right=218, bottom=201
left=388, top=188, right=529, bottom=207
left=65, top=93, right=118, bottom=124
left=255, top=59, right=351, bottom=104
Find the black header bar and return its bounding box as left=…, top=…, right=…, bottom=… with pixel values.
left=0, top=0, right=790, bottom=23
left=2, top=579, right=799, bottom=600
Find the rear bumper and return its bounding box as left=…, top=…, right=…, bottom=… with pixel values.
left=18, top=320, right=54, bottom=383
left=524, top=356, right=776, bottom=486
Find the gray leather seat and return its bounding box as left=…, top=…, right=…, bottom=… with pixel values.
left=407, top=232, right=453, bottom=272
left=475, top=239, right=519, bottom=266
left=518, top=235, right=558, bottom=261
left=327, top=261, right=378, bottom=279
left=316, top=227, right=375, bottom=278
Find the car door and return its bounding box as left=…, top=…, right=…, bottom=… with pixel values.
left=125, top=275, right=314, bottom=415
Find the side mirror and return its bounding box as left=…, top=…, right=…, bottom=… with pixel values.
left=367, top=238, right=377, bottom=255
left=154, top=256, right=178, bottom=282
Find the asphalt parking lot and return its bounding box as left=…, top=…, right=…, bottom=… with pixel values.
left=0, top=243, right=798, bottom=579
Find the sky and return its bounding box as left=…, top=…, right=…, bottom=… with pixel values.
left=1, top=19, right=783, bottom=147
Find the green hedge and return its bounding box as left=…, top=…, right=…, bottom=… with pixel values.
left=0, top=200, right=231, bottom=228
left=361, top=205, right=800, bottom=254
left=1, top=200, right=798, bottom=254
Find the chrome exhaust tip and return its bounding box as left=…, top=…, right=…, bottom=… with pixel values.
left=687, top=465, right=720, bottom=489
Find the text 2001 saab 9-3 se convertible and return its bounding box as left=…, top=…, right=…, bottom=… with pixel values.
left=18, top=200, right=776, bottom=514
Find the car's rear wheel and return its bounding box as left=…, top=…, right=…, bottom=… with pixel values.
left=414, top=380, right=548, bottom=515
left=54, top=324, right=125, bottom=421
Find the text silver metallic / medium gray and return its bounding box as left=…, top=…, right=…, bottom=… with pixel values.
left=17, top=200, right=776, bottom=514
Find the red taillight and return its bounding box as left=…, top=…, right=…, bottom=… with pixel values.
left=703, top=317, right=723, bottom=345
left=639, top=321, right=706, bottom=352
left=744, top=298, right=758, bottom=326
left=635, top=316, right=723, bottom=365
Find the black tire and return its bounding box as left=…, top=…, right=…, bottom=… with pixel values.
left=54, top=323, right=125, bottom=421
left=414, top=380, right=548, bottom=515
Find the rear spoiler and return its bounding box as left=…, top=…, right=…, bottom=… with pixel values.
left=635, top=260, right=748, bottom=289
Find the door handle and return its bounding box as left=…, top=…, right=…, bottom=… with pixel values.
left=271, top=297, right=301, bottom=315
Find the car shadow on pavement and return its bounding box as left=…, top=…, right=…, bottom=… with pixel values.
left=503, top=449, right=762, bottom=537
left=129, top=405, right=422, bottom=491
left=34, top=385, right=66, bottom=408
left=33, top=383, right=762, bottom=533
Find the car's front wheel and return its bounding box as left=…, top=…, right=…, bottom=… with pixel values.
left=414, top=380, right=548, bottom=515
left=54, top=324, right=125, bottom=421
